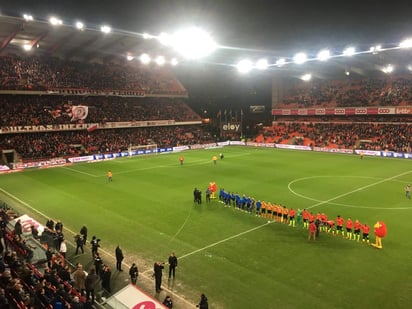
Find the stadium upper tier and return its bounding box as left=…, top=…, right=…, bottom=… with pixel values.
left=276, top=76, right=412, bottom=108
left=0, top=96, right=201, bottom=126
left=0, top=54, right=186, bottom=95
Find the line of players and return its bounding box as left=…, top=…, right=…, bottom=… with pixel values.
left=218, top=188, right=371, bottom=243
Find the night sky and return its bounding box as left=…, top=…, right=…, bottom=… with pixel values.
left=2, top=0, right=412, bottom=116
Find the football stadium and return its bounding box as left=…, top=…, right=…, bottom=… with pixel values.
left=0, top=3, right=411, bottom=309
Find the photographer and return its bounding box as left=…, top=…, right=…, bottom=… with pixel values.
left=74, top=234, right=84, bottom=255
left=129, top=263, right=139, bottom=285
left=91, top=236, right=100, bottom=256
left=196, top=293, right=209, bottom=309
left=153, top=261, right=165, bottom=293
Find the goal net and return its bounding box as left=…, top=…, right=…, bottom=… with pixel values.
left=128, top=144, right=158, bottom=157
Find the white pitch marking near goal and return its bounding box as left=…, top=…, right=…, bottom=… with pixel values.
left=287, top=169, right=412, bottom=210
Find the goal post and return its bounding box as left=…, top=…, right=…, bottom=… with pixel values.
left=128, top=144, right=158, bottom=157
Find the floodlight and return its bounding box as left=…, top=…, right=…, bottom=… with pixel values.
left=23, top=14, right=33, bottom=21
left=382, top=64, right=394, bottom=74
left=171, top=27, right=217, bottom=59
left=343, top=47, right=355, bottom=56
left=317, top=49, right=330, bottom=61
left=101, top=25, right=111, bottom=33
left=75, top=21, right=84, bottom=30
left=155, top=56, right=166, bottom=66
left=139, top=53, right=151, bottom=64
left=345, top=70, right=350, bottom=76
left=256, top=59, right=268, bottom=70
left=143, top=33, right=153, bottom=40
left=301, top=73, right=312, bottom=81
left=293, top=52, right=307, bottom=64
left=369, top=45, right=381, bottom=54
left=49, top=17, right=62, bottom=26
left=407, top=65, right=412, bottom=72
left=126, top=55, right=134, bottom=61
left=236, top=59, right=253, bottom=73
left=170, top=58, right=178, bottom=66
left=399, top=39, right=412, bottom=48
left=158, top=32, right=172, bottom=46
left=275, top=58, right=286, bottom=67
left=23, top=44, right=32, bottom=51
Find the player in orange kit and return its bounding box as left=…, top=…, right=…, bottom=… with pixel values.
left=346, top=217, right=353, bottom=240
left=353, top=219, right=361, bottom=242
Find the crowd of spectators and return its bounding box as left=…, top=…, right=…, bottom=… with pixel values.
left=0, top=206, right=91, bottom=309
left=0, top=95, right=201, bottom=127
left=0, top=54, right=185, bottom=95
left=0, top=126, right=212, bottom=160
left=277, top=76, right=412, bottom=108
left=257, top=121, right=411, bottom=152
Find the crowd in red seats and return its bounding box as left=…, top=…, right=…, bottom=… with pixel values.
left=257, top=120, right=411, bottom=152
left=277, top=76, right=412, bottom=108
left=0, top=54, right=185, bottom=95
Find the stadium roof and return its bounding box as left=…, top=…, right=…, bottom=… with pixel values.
left=0, top=15, right=174, bottom=64
left=1, top=14, right=412, bottom=80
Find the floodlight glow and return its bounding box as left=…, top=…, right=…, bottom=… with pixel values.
left=158, top=32, right=172, bottom=46
left=382, top=64, right=394, bottom=74
left=275, top=58, right=286, bottom=67
left=170, top=58, right=178, bottom=66
left=293, top=52, right=307, bottom=64
left=23, top=44, right=32, bottom=51
left=400, top=39, right=412, bottom=48
left=172, top=27, right=217, bottom=59
left=126, top=55, right=134, bottom=61
left=301, top=73, right=312, bottom=81
left=101, top=25, right=111, bottom=33
left=407, top=65, right=412, bottom=72
left=143, top=33, right=153, bottom=40
left=256, top=59, right=268, bottom=70
left=155, top=56, right=166, bottom=66
left=317, top=49, right=330, bottom=61
left=75, top=21, right=84, bottom=30
left=345, top=70, right=350, bottom=76
left=139, top=53, right=151, bottom=64
left=369, top=45, right=381, bottom=54
left=23, top=14, right=33, bottom=21
left=343, top=47, right=356, bottom=56
left=49, top=17, right=63, bottom=26
left=236, top=59, right=253, bottom=74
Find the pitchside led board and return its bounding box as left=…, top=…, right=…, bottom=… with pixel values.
left=220, top=122, right=241, bottom=133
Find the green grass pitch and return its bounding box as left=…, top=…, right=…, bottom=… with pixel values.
left=1, top=147, right=411, bottom=309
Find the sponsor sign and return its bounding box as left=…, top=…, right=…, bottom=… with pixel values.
left=221, top=123, right=241, bottom=132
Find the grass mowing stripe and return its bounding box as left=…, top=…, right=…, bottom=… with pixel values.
left=62, top=166, right=99, bottom=177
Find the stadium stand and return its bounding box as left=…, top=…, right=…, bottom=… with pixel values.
left=0, top=53, right=212, bottom=162
left=277, top=76, right=412, bottom=108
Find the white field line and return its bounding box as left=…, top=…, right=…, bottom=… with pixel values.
left=301, top=170, right=412, bottom=210
left=61, top=166, right=99, bottom=177
left=61, top=152, right=251, bottom=177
